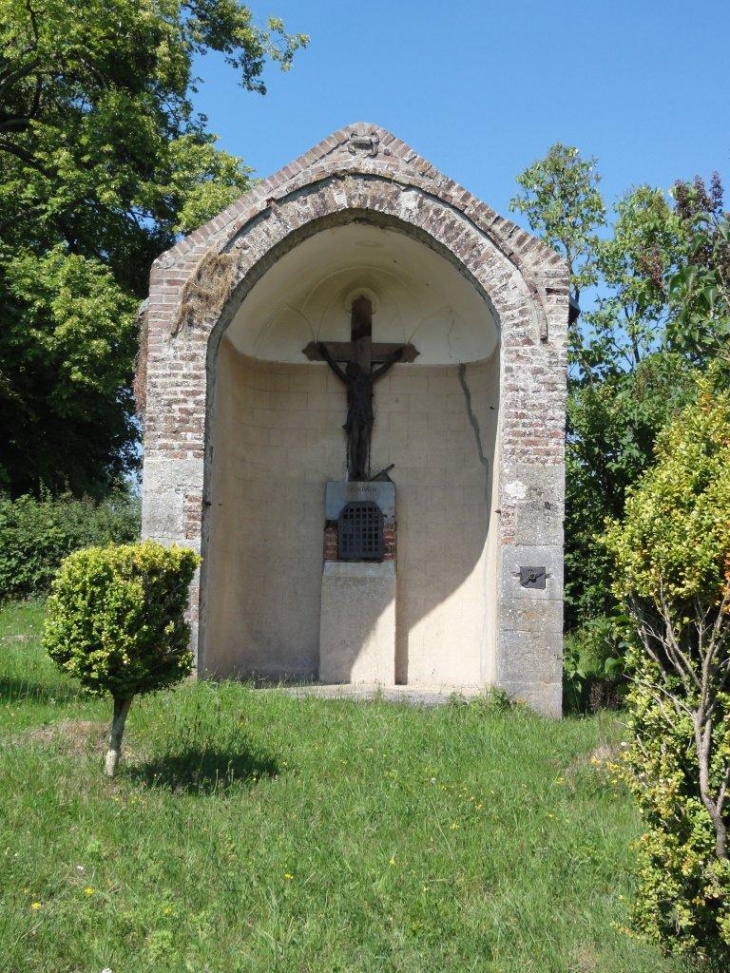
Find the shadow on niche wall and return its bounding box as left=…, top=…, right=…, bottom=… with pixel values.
left=201, top=340, right=497, bottom=688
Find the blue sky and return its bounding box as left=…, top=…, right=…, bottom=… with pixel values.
left=193, top=0, right=729, bottom=223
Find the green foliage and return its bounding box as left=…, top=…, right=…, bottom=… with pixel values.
left=0, top=0, right=306, bottom=497
left=607, top=377, right=730, bottom=607
left=513, top=146, right=730, bottom=953
left=604, top=377, right=730, bottom=962
left=43, top=540, right=199, bottom=701
left=564, top=184, right=703, bottom=638
left=0, top=490, right=140, bottom=600
left=565, top=352, right=696, bottom=629
left=563, top=615, right=627, bottom=714
left=668, top=175, right=730, bottom=363
left=622, top=663, right=730, bottom=967
left=510, top=142, right=606, bottom=305
left=580, top=187, right=683, bottom=375
left=0, top=249, right=139, bottom=496
left=512, top=147, right=726, bottom=667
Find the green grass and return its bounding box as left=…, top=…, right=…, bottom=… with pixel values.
left=0, top=600, right=686, bottom=973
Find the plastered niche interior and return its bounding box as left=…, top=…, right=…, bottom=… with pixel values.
left=203, top=223, right=500, bottom=685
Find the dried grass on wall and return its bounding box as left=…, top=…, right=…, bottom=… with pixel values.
left=170, top=249, right=238, bottom=337
left=133, top=300, right=149, bottom=416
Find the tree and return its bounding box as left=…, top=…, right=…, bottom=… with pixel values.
left=0, top=488, right=140, bottom=599
left=511, top=149, right=724, bottom=639
left=580, top=186, right=681, bottom=376
left=511, top=146, right=615, bottom=648
left=565, top=351, right=694, bottom=629
left=668, top=174, right=730, bottom=364
left=0, top=248, right=140, bottom=496
left=44, top=540, right=200, bottom=776
left=0, top=0, right=306, bottom=497
left=604, top=375, right=730, bottom=961
left=567, top=177, right=730, bottom=639
left=510, top=142, right=606, bottom=310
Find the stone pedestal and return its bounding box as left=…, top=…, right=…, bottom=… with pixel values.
left=319, top=480, right=397, bottom=684
left=319, top=560, right=396, bottom=683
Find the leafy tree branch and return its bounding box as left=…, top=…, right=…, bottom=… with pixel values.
left=0, top=0, right=307, bottom=497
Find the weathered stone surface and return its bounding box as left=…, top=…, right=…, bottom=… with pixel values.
left=498, top=629, right=562, bottom=685
left=500, top=599, right=563, bottom=635
left=319, top=561, right=396, bottom=684
left=498, top=680, right=563, bottom=720
left=499, top=545, right=565, bottom=603
left=508, top=464, right=565, bottom=547
left=281, top=684, right=486, bottom=706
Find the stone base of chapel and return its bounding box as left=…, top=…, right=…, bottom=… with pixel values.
left=318, top=560, right=396, bottom=684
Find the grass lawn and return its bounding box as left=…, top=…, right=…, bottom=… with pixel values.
left=0, top=599, right=686, bottom=973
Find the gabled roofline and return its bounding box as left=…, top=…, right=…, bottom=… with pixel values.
left=154, top=123, right=562, bottom=277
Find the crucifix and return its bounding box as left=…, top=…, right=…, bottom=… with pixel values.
left=303, top=295, right=418, bottom=480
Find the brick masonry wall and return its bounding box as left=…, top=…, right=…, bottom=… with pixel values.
left=141, top=123, right=569, bottom=716
left=323, top=524, right=338, bottom=562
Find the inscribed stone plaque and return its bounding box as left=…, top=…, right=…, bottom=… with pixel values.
left=325, top=481, right=395, bottom=522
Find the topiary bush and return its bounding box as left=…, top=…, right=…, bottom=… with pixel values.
left=0, top=489, right=140, bottom=600
left=604, top=373, right=730, bottom=964
left=43, top=540, right=200, bottom=776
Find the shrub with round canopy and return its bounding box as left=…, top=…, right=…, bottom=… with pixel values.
left=44, top=539, right=200, bottom=775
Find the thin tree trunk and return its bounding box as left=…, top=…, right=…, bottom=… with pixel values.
left=104, top=697, right=133, bottom=777
left=694, top=711, right=728, bottom=860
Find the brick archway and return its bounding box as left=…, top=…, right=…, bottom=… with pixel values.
left=141, top=124, right=569, bottom=716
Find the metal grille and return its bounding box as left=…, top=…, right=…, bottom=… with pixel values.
left=338, top=501, right=384, bottom=561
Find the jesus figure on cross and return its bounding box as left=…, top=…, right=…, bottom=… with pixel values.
left=303, top=295, right=418, bottom=481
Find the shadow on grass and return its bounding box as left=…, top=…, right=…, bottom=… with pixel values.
left=127, top=746, right=280, bottom=796
left=0, top=676, right=81, bottom=706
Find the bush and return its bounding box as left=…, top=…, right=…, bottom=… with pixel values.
left=604, top=374, right=730, bottom=964
left=562, top=614, right=627, bottom=714
left=43, top=540, right=200, bottom=775
left=0, top=490, right=140, bottom=599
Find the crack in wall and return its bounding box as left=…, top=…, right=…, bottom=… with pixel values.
left=458, top=363, right=490, bottom=512
left=457, top=363, right=493, bottom=687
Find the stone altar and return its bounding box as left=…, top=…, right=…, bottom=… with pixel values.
left=319, top=480, right=396, bottom=683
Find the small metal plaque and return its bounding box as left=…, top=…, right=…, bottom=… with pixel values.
left=520, top=566, right=546, bottom=589
left=338, top=501, right=384, bottom=561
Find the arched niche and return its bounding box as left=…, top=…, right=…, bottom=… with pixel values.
left=202, top=218, right=500, bottom=685
left=141, top=123, right=569, bottom=716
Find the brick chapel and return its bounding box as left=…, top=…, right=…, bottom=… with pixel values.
left=139, top=124, right=569, bottom=716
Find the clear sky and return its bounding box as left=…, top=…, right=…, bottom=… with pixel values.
left=193, top=0, right=729, bottom=222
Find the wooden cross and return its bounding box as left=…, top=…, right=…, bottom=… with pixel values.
left=302, top=295, right=418, bottom=479
left=302, top=295, right=419, bottom=371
